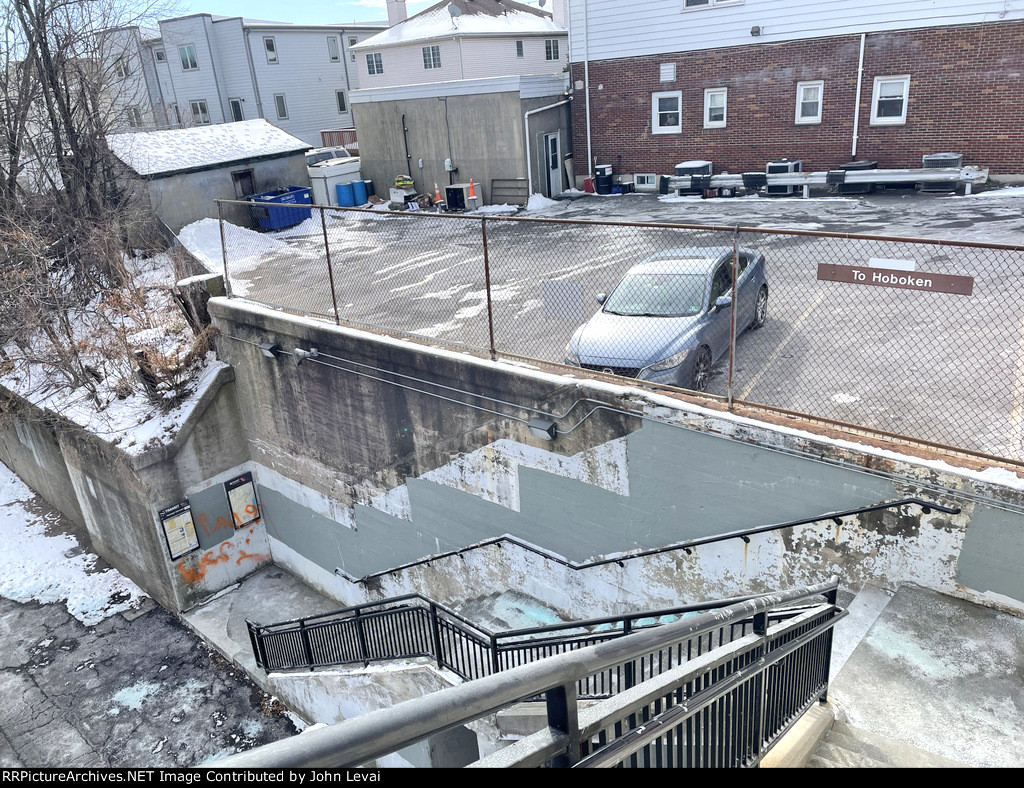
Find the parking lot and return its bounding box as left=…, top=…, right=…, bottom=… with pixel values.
left=218, top=189, right=1024, bottom=460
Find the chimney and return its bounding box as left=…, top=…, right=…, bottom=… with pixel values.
left=386, top=0, right=408, bottom=26
left=552, top=0, right=568, bottom=28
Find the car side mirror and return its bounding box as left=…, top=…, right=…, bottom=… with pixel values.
left=596, top=293, right=607, bottom=305
left=714, top=295, right=732, bottom=311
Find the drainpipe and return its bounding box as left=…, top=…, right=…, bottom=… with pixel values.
left=202, top=18, right=228, bottom=122
left=851, top=32, right=866, bottom=159
left=242, top=28, right=265, bottom=118
left=582, top=0, right=593, bottom=182
left=525, top=99, right=570, bottom=196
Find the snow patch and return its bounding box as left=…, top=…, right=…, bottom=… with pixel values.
left=526, top=194, right=562, bottom=212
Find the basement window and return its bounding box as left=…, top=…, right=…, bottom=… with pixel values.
left=652, top=91, right=682, bottom=134
left=871, top=75, right=910, bottom=125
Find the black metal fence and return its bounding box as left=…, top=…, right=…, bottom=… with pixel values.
left=215, top=199, right=1024, bottom=463
left=246, top=592, right=808, bottom=701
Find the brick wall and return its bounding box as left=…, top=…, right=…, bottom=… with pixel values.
left=570, top=21, right=1024, bottom=177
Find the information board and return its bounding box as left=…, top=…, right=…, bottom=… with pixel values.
left=225, top=473, right=261, bottom=528
left=158, top=500, right=200, bottom=560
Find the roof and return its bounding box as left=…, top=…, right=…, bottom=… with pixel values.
left=107, top=119, right=311, bottom=177
left=352, top=0, right=563, bottom=50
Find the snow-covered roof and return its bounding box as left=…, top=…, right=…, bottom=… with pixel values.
left=352, top=0, right=563, bottom=50
left=107, top=119, right=311, bottom=177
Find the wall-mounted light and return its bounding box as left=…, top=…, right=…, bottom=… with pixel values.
left=750, top=25, right=762, bottom=36
left=527, top=417, right=558, bottom=441
left=292, top=347, right=319, bottom=365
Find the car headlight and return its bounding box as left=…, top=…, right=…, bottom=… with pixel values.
left=648, top=347, right=692, bottom=372
left=564, top=344, right=580, bottom=366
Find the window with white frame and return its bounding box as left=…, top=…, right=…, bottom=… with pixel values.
left=114, top=56, right=130, bottom=78
left=683, top=0, right=743, bottom=9
left=179, top=44, right=198, bottom=71
left=349, top=37, right=358, bottom=62
left=516, top=40, right=524, bottom=58
left=635, top=174, right=657, bottom=188
left=422, top=45, right=441, bottom=70
left=154, top=49, right=166, bottom=62
left=545, top=39, right=559, bottom=61
left=795, top=80, right=823, bottom=124
left=189, top=99, right=210, bottom=124
left=366, top=52, right=383, bottom=75
left=274, top=94, right=288, bottom=119
left=328, top=37, right=340, bottom=62
left=126, top=106, right=143, bottom=128
left=336, top=90, right=347, bottom=113
left=704, top=87, right=727, bottom=128
left=651, top=91, right=682, bottom=134
left=870, top=75, right=909, bottom=125
left=264, top=37, right=278, bottom=64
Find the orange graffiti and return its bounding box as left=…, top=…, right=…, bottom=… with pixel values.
left=195, top=513, right=211, bottom=537
left=236, top=549, right=268, bottom=566
left=177, top=541, right=234, bottom=583
left=216, top=516, right=233, bottom=531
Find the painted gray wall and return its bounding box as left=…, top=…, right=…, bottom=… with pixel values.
left=956, top=505, right=1024, bottom=604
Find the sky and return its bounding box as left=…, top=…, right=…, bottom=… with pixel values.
left=171, top=0, right=544, bottom=26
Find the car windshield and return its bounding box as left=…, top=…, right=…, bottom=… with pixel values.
left=603, top=272, right=706, bottom=317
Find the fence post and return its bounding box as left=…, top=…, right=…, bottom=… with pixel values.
left=481, top=218, right=497, bottom=361
left=246, top=620, right=263, bottom=669
left=299, top=620, right=315, bottom=670
left=727, top=226, right=739, bottom=408
left=218, top=200, right=233, bottom=299
left=489, top=633, right=501, bottom=676
left=429, top=603, right=444, bottom=671
left=622, top=618, right=635, bottom=690
left=354, top=609, right=370, bottom=668
left=321, top=206, right=341, bottom=325
left=751, top=610, right=769, bottom=762
left=546, top=682, right=581, bottom=767
left=820, top=585, right=839, bottom=703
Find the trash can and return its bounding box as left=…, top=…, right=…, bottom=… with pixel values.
left=336, top=182, right=357, bottom=207
left=352, top=180, right=368, bottom=205
left=248, top=186, right=312, bottom=230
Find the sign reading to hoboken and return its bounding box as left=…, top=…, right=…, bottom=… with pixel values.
left=816, top=264, right=974, bottom=296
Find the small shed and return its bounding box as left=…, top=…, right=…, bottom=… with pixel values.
left=108, top=119, right=312, bottom=234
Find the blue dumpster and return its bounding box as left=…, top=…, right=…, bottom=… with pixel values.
left=248, top=186, right=312, bottom=230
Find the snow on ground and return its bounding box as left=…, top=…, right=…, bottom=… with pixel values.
left=0, top=462, right=147, bottom=625
left=179, top=218, right=289, bottom=276
left=964, top=185, right=1024, bottom=199
left=472, top=203, right=520, bottom=215
left=526, top=194, right=562, bottom=212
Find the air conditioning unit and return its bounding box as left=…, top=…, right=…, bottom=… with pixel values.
left=765, top=158, right=802, bottom=196
left=920, top=152, right=962, bottom=193
left=444, top=183, right=474, bottom=211
left=674, top=160, right=712, bottom=195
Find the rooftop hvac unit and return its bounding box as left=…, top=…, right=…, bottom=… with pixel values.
left=674, top=160, right=712, bottom=195
left=920, top=152, right=962, bottom=192
left=765, top=158, right=802, bottom=196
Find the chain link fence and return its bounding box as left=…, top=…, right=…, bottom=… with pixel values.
left=215, top=199, right=1024, bottom=463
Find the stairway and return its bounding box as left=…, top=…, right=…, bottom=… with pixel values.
left=806, top=721, right=965, bottom=768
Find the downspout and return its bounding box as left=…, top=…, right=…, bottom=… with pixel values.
left=582, top=0, right=593, bottom=181
left=202, top=19, right=228, bottom=122
left=525, top=99, right=570, bottom=196
left=851, top=32, right=866, bottom=159
left=243, top=28, right=266, bottom=118
left=457, top=36, right=465, bottom=80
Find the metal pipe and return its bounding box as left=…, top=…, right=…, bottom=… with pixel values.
left=583, top=0, right=593, bottom=181
left=852, top=32, right=866, bottom=158
left=525, top=99, right=571, bottom=196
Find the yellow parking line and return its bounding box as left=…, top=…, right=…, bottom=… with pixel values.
left=739, top=292, right=826, bottom=400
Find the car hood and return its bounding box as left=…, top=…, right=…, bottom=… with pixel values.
left=574, top=311, right=702, bottom=367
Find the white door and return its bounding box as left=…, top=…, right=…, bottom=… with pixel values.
left=544, top=133, right=561, bottom=197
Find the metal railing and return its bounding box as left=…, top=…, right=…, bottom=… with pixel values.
left=213, top=199, right=1024, bottom=466
left=218, top=578, right=843, bottom=768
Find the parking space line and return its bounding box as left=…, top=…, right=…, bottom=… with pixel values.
left=739, top=291, right=827, bottom=400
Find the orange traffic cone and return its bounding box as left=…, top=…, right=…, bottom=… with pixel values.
left=469, top=179, right=476, bottom=199
left=434, top=183, right=442, bottom=203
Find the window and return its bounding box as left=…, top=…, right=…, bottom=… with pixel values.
left=328, top=37, right=340, bottom=62
left=366, top=52, right=383, bottom=75
left=274, top=94, right=288, bottom=119
left=336, top=90, right=347, bottom=113
left=651, top=91, right=682, bottom=134
left=126, top=106, right=143, bottom=128
left=683, top=0, right=743, bottom=9
left=704, top=87, right=727, bottom=128
left=264, top=37, right=278, bottom=64
left=114, top=56, right=130, bottom=78
left=516, top=40, right=524, bottom=58
left=795, top=80, right=823, bottom=124
left=349, top=37, right=358, bottom=62
left=870, top=75, right=909, bottom=125
left=545, top=39, right=559, bottom=61
left=189, top=99, right=210, bottom=124
left=179, top=44, right=198, bottom=71
left=660, top=63, right=676, bottom=82
left=709, top=262, right=734, bottom=305
left=154, top=49, right=166, bottom=63
left=635, top=174, right=657, bottom=188
left=422, top=45, right=441, bottom=70
left=229, top=98, right=244, bottom=122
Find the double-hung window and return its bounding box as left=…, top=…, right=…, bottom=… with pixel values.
left=179, top=44, right=198, bottom=71
left=795, top=80, right=823, bottom=124
left=422, top=45, right=441, bottom=70
left=652, top=91, right=682, bottom=134
left=189, top=99, right=210, bottom=124
left=870, top=75, right=910, bottom=125
left=704, top=88, right=727, bottom=128
left=366, top=52, right=383, bottom=75
left=545, top=39, right=559, bottom=61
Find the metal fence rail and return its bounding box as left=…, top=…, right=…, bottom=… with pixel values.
left=215, top=199, right=1024, bottom=463
left=215, top=578, right=843, bottom=769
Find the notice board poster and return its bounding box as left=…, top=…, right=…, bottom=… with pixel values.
left=159, top=500, right=200, bottom=560
left=225, top=473, right=260, bottom=528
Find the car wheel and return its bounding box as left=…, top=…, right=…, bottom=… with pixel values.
left=751, top=286, right=768, bottom=329
left=691, top=347, right=712, bottom=392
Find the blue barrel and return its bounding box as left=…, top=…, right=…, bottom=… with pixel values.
left=352, top=180, right=368, bottom=205
left=335, top=182, right=356, bottom=207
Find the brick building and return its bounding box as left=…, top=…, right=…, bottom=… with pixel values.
left=567, top=0, right=1024, bottom=182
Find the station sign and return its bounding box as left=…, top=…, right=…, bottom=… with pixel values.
left=159, top=500, right=200, bottom=560
left=816, top=264, right=974, bottom=296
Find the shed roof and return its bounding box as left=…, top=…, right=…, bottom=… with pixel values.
left=107, top=119, right=310, bottom=177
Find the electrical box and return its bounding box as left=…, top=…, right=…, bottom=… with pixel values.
left=444, top=158, right=454, bottom=172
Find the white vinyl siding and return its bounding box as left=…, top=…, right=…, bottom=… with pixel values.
left=328, top=37, right=340, bottom=62
left=274, top=93, right=288, bottom=119
left=422, top=45, right=441, bottom=69
left=178, top=44, right=198, bottom=70
left=704, top=87, right=727, bottom=128
left=366, top=52, right=384, bottom=75
left=870, top=75, right=910, bottom=125
left=652, top=91, right=682, bottom=134
left=795, top=80, right=823, bottom=124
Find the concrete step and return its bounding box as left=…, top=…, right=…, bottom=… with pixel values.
left=813, top=740, right=889, bottom=768
left=826, top=721, right=965, bottom=768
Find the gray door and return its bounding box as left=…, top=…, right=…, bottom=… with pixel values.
left=544, top=133, right=561, bottom=197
